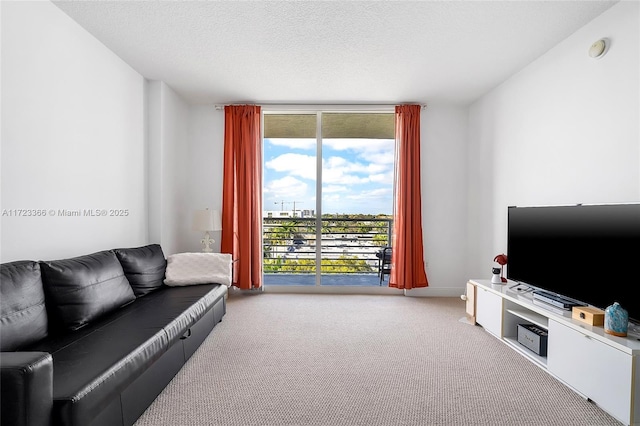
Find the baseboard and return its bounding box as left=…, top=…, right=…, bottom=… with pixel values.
left=262, top=285, right=403, bottom=295
left=403, top=286, right=466, bottom=297
left=259, top=285, right=466, bottom=297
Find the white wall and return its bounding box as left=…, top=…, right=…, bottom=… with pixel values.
left=1, top=1, right=148, bottom=262
left=408, top=105, right=469, bottom=296
left=467, top=0, right=640, bottom=280
left=185, top=106, right=225, bottom=253
left=147, top=81, right=191, bottom=256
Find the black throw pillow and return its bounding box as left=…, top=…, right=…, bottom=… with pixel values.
left=0, top=261, right=48, bottom=350
left=40, top=250, right=135, bottom=331
left=114, top=244, right=167, bottom=297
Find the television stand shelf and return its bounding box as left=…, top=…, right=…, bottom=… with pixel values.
left=468, top=279, right=640, bottom=426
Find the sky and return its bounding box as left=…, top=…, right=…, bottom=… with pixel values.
left=263, top=138, right=395, bottom=215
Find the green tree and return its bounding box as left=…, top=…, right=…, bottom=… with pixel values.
left=373, top=234, right=388, bottom=246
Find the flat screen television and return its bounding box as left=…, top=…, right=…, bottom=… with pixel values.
left=507, top=203, right=640, bottom=323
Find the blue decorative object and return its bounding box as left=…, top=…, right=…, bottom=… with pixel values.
left=604, top=302, right=628, bottom=337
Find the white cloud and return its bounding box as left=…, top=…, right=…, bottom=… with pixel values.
left=347, top=188, right=392, bottom=200
left=369, top=172, right=394, bottom=184
left=323, top=185, right=347, bottom=193
left=265, top=153, right=316, bottom=180
left=324, top=139, right=395, bottom=165
left=323, top=139, right=392, bottom=152
left=364, top=163, right=384, bottom=174
left=266, top=138, right=394, bottom=166
left=263, top=176, right=308, bottom=198
left=266, top=153, right=384, bottom=185
left=321, top=156, right=394, bottom=185
left=322, top=165, right=370, bottom=184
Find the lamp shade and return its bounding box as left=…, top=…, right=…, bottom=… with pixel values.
left=192, top=209, right=222, bottom=232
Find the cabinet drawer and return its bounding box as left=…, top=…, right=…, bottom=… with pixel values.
left=547, top=320, right=633, bottom=424
left=475, top=286, right=503, bottom=338
left=182, top=306, right=216, bottom=361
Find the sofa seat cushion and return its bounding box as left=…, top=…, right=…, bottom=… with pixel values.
left=26, top=284, right=226, bottom=425
left=114, top=244, right=167, bottom=297
left=40, top=250, right=136, bottom=331
left=134, top=284, right=227, bottom=344
left=0, top=261, right=48, bottom=351
left=81, top=283, right=226, bottom=345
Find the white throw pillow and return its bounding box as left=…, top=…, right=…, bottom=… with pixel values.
left=164, top=252, right=232, bottom=287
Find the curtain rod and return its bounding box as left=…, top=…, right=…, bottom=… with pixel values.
left=213, top=103, right=427, bottom=111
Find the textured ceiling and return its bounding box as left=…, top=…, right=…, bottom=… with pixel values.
left=52, top=0, right=618, bottom=106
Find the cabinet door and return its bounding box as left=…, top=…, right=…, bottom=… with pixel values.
left=465, top=282, right=476, bottom=320
left=475, top=286, right=503, bottom=338
left=547, top=320, right=632, bottom=425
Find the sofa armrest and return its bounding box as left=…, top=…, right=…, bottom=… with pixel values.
left=1, top=352, right=53, bottom=426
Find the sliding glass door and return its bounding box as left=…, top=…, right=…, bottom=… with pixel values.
left=262, top=110, right=394, bottom=288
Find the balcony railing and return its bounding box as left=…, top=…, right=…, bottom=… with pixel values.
left=262, top=216, right=393, bottom=275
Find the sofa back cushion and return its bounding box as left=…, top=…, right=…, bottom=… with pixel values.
left=0, top=261, right=49, bottom=351
left=114, top=244, right=167, bottom=297
left=40, top=250, right=135, bottom=331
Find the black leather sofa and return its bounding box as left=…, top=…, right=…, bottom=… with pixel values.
left=0, top=244, right=227, bottom=426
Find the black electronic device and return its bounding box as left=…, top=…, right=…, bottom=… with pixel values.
left=532, top=290, right=582, bottom=310
left=507, top=203, right=640, bottom=323
left=517, top=323, right=548, bottom=356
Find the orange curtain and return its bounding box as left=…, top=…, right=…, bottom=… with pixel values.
left=221, top=105, right=262, bottom=290
left=389, top=104, right=429, bottom=290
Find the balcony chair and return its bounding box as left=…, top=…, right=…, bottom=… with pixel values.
left=378, top=246, right=392, bottom=285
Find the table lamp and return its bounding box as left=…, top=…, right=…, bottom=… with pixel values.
left=192, top=208, right=222, bottom=252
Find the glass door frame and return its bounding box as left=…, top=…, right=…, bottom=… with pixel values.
left=261, top=105, right=400, bottom=295
left=314, top=111, right=323, bottom=286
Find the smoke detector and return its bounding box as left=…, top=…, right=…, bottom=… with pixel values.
left=588, top=39, right=608, bottom=59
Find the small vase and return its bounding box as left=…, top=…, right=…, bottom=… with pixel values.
left=604, top=302, right=628, bottom=337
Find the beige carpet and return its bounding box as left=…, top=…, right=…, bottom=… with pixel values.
left=134, top=293, right=621, bottom=426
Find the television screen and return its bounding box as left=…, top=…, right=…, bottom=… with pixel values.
left=507, top=203, right=640, bottom=323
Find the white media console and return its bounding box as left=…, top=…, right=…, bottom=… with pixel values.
left=467, top=279, right=640, bottom=426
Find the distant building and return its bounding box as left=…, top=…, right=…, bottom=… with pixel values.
left=263, top=209, right=315, bottom=218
